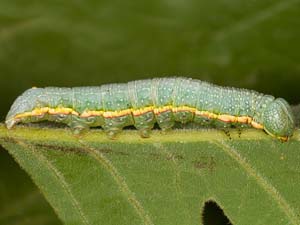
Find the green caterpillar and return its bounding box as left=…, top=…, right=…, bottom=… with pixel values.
left=5, top=77, right=295, bottom=141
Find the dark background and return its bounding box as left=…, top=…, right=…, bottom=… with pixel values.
left=0, top=1, right=299, bottom=224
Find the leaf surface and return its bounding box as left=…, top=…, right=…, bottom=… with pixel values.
left=1, top=125, right=300, bottom=225
left=0, top=142, right=61, bottom=225
left=1, top=0, right=300, bottom=224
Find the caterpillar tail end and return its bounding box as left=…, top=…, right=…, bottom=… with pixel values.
left=5, top=117, right=17, bottom=129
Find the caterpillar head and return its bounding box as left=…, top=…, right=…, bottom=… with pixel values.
left=263, top=98, right=295, bottom=141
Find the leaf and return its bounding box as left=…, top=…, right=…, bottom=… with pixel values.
left=0, top=124, right=300, bottom=225
left=0, top=144, right=61, bottom=225
left=0, top=1, right=300, bottom=224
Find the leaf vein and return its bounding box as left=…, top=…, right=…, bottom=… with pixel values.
left=212, top=140, right=299, bottom=225
left=78, top=140, right=154, bottom=225
left=15, top=139, right=91, bottom=225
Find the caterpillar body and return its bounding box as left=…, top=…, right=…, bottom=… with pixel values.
left=5, top=77, right=295, bottom=141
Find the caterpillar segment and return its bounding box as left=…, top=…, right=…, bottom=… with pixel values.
left=5, top=77, right=295, bottom=141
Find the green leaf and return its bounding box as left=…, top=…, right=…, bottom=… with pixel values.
left=0, top=1, right=300, bottom=224
left=1, top=124, right=300, bottom=225
left=0, top=143, right=62, bottom=225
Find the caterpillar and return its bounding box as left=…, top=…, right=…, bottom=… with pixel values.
left=5, top=77, right=295, bottom=141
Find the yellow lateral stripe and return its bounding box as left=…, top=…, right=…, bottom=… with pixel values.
left=251, top=121, right=264, bottom=129
left=103, top=109, right=132, bottom=118
left=132, top=106, right=154, bottom=116
left=14, top=107, right=79, bottom=119
left=80, top=110, right=104, bottom=117
left=171, top=106, right=196, bottom=113
left=13, top=106, right=263, bottom=129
